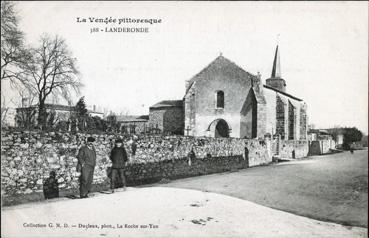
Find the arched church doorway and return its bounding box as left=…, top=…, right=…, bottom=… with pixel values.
left=207, top=119, right=230, bottom=138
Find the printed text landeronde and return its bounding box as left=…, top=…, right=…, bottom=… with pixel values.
left=76, top=17, right=162, bottom=34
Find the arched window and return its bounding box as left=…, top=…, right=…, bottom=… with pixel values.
left=216, top=91, right=224, bottom=108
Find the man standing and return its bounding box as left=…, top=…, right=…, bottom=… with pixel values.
left=77, top=136, right=96, bottom=198
left=109, top=138, right=128, bottom=193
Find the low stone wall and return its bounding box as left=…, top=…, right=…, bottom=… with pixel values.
left=1, top=130, right=270, bottom=197
left=308, top=140, right=336, bottom=155
left=126, top=155, right=247, bottom=185
left=279, top=140, right=309, bottom=159
left=1, top=130, right=314, bottom=199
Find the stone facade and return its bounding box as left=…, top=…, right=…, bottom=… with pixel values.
left=275, top=95, right=285, bottom=138
left=148, top=101, right=184, bottom=135
left=117, top=116, right=149, bottom=134
left=184, top=55, right=263, bottom=138
left=183, top=46, right=308, bottom=140
left=299, top=105, right=308, bottom=140
left=1, top=130, right=313, bottom=198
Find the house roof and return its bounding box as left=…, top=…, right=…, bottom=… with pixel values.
left=308, top=129, right=330, bottom=135
left=17, top=103, right=74, bottom=111
left=150, top=100, right=183, bottom=109
left=116, top=115, right=149, bottom=122
left=17, top=103, right=104, bottom=114
left=185, top=55, right=258, bottom=94
left=87, top=110, right=104, bottom=115
left=263, top=85, right=303, bottom=102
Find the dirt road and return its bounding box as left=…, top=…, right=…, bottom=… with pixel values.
left=159, top=149, right=368, bottom=227
left=2, top=187, right=366, bottom=238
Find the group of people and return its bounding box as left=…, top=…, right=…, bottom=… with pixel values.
left=76, top=136, right=129, bottom=198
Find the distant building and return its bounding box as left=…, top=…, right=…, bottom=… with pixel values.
left=87, top=105, right=105, bottom=118
left=1, top=107, right=17, bottom=127
left=307, top=129, right=333, bottom=141
left=148, top=100, right=184, bottom=135
left=116, top=115, right=149, bottom=134
left=15, top=104, right=72, bottom=128
left=15, top=103, right=104, bottom=127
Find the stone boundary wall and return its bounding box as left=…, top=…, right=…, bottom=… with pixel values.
left=1, top=130, right=271, bottom=197
left=126, top=155, right=247, bottom=186
left=1, top=130, right=312, bottom=198
left=308, top=140, right=336, bottom=155
left=279, top=140, right=309, bottom=159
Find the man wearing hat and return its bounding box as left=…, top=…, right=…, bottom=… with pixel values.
left=109, top=138, right=128, bottom=192
left=76, top=136, right=96, bottom=198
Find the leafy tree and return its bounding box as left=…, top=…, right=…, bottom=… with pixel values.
left=343, top=127, right=362, bottom=144
left=75, top=96, right=88, bottom=131
left=85, top=116, right=107, bottom=132
left=75, top=96, right=87, bottom=116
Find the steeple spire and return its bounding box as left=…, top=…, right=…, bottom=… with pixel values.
left=266, top=44, right=286, bottom=92
left=271, top=45, right=281, bottom=78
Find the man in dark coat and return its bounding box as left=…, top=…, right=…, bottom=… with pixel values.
left=109, top=138, right=128, bottom=192
left=77, top=136, right=96, bottom=198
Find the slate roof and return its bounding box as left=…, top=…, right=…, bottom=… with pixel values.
left=116, top=115, right=149, bottom=122
left=185, top=55, right=258, bottom=94
left=17, top=103, right=74, bottom=111
left=18, top=103, right=105, bottom=114
left=263, top=85, right=303, bottom=102
left=150, top=100, right=183, bottom=109
left=308, top=129, right=330, bottom=135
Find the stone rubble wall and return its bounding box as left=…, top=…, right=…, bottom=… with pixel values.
left=279, top=140, right=309, bottom=159
left=308, top=140, right=337, bottom=155
left=1, top=130, right=308, bottom=197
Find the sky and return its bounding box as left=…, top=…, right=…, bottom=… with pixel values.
left=2, top=1, right=368, bottom=134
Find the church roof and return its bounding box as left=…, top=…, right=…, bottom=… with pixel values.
left=150, top=100, right=183, bottom=109
left=263, top=85, right=303, bottom=101
left=186, top=54, right=257, bottom=94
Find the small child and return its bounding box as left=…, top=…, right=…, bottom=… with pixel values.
left=43, top=171, right=59, bottom=199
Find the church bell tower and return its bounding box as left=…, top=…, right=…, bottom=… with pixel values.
left=266, top=45, right=286, bottom=92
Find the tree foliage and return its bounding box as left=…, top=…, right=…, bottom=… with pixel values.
left=343, top=127, right=362, bottom=144
left=74, top=96, right=88, bottom=131
left=75, top=96, right=87, bottom=117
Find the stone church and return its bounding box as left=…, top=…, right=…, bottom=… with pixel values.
left=183, top=46, right=308, bottom=140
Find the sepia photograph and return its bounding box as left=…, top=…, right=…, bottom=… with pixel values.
left=1, top=1, right=368, bottom=237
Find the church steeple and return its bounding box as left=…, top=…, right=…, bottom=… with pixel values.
left=271, top=45, right=281, bottom=78
left=266, top=45, right=286, bottom=92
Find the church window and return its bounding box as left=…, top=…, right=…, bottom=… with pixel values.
left=216, top=91, right=224, bottom=109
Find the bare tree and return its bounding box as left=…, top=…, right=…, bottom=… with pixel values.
left=1, top=94, right=9, bottom=127
left=1, top=1, right=31, bottom=84
left=16, top=34, right=82, bottom=129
